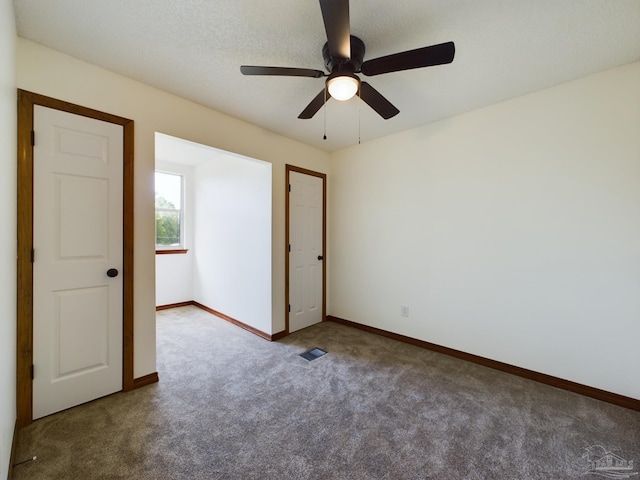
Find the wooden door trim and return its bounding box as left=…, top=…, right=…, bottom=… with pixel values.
left=16, top=90, right=135, bottom=427
left=284, top=165, right=327, bottom=334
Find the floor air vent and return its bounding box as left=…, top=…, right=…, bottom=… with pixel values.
left=299, top=348, right=327, bottom=361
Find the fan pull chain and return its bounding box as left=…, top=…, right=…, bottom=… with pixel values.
left=358, top=83, right=361, bottom=145
left=323, top=87, right=327, bottom=140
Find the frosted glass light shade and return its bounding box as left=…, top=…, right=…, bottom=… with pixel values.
left=327, top=75, right=359, bottom=101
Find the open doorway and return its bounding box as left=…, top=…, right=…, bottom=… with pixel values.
left=154, top=132, right=272, bottom=335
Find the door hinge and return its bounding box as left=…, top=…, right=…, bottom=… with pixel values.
left=288, top=244, right=291, bottom=252
left=30, top=248, right=35, bottom=263
left=288, top=304, right=291, bottom=312
left=30, top=130, right=35, bottom=146
left=30, top=364, right=34, bottom=380
left=288, top=184, right=291, bottom=192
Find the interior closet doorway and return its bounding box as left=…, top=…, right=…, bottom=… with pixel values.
left=285, top=165, right=326, bottom=333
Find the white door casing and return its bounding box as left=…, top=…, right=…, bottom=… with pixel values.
left=289, top=170, right=324, bottom=333
left=33, top=106, right=124, bottom=419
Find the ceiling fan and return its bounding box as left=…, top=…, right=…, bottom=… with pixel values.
left=240, top=0, right=455, bottom=120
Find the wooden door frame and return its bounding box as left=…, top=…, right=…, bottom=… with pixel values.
left=284, top=164, right=327, bottom=334
left=16, top=90, right=135, bottom=427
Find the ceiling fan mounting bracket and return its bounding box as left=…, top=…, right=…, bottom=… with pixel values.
left=323, top=35, right=365, bottom=73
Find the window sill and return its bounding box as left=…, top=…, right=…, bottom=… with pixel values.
left=156, top=249, right=189, bottom=255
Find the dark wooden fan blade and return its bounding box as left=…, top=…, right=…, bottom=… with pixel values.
left=298, top=88, right=331, bottom=119
left=319, top=0, right=351, bottom=60
left=361, top=41, right=455, bottom=76
left=241, top=66, right=325, bottom=78
left=358, top=82, right=399, bottom=119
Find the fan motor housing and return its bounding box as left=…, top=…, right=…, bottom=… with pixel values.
left=323, top=35, right=365, bottom=73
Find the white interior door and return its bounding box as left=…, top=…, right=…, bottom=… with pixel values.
left=33, top=105, right=124, bottom=419
left=289, top=170, right=324, bottom=332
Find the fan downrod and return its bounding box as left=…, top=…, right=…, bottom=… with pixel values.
left=323, top=35, right=365, bottom=73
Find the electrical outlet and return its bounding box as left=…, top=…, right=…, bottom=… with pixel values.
left=401, top=305, right=409, bottom=317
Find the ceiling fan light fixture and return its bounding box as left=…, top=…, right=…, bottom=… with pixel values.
left=327, top=74, right=359, bottom=101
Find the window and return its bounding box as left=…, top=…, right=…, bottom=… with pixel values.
left=155, top=171, right=184, bottom=250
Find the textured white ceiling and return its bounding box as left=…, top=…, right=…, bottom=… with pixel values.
left=155, top=132, right=224, bottom=167
left=13, top=0, right=640, bottom=152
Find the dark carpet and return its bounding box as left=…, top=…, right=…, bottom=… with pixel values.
left=13, top=305, right=640, bottom=479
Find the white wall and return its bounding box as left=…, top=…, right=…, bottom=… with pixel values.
left=155, top=159, right=195, bottom=306
left=193, top=154, right=272, bottom=334
left=17, top=38, right=330, bottom=377
left=0, top=1, right=16, bottom=477
left=329, top=62, right=640, bottom=399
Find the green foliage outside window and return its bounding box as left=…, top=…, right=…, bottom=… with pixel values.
left=155, top=171, right=183, bottom=247
left=155, top=198, right=181, bottom=246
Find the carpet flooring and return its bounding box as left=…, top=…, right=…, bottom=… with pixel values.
left=13, top=305, right=640, bottom=479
